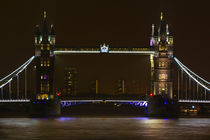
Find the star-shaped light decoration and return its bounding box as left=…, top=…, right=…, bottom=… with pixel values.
left=100, top=43, right=109, bottom=53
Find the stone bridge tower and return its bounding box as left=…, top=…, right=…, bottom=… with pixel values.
left=34, top=11, right=55, bottom=100
left=151, top=12, right=174, bottom=99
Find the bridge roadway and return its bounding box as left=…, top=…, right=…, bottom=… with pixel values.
left=0, top=99, right=148, bottom=107
left=1, top=99, right=210, bottom=104
left=0, top=99, right=210, bottom=107
left=53, top=50, right=155, bottom=55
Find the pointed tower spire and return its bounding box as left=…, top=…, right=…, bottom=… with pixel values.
left=35, top=25, right=40, bottom=35
left=158, top=12, right=166, bottom=38
left=42, top=11, right=49, bottom=42
left=50, top=24, right=55, bottom=35
left=151, top=24, right=154, bottom=37
left=160, top=12, right=163, bottom=21
left=44, top=11, right=47, bottom=19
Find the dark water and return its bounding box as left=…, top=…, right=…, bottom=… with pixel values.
left=0, top=117, right=210, bottom=140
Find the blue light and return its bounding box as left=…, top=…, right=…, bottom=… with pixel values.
left=134, top=117, right=149, bottom=120
left=33, top=102, right=35, bottom=104
left=44, top=102, right=46, bottom=104
left=37, top=101, right=39, bottom=104
left=58, top=117, right=74, bottom=122
left=130, top=102, right=134, bottom=105
left=164, top=101, right=167, bottom=105
left=192, top=105, right=195, bottom=109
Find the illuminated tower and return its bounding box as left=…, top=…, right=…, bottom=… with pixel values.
left=35, top=11, right=55, bottom=100
left=151, top=12, right=174, bottom=99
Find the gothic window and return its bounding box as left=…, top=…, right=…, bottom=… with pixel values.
left=168, top=38, right=173, bottom=45
left=162, top=62, right=165, bottom=67
left=159, top=62, right=161, bottom=67
left=159, top=73, right=168, bottom=80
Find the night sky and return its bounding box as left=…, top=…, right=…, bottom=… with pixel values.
left=0, top=0, right=209, bottom=81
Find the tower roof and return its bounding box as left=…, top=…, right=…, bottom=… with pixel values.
left=50, top=24, right=55, bottom=35
left=35, top=25, right=40, bottom=36
left=158, top=12, right=166, bottom=35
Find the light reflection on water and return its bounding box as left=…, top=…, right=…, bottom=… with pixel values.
left=0, top=117, right=210, bottom=140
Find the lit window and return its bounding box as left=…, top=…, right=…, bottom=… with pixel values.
left=159, top=62, right=161, bottom=67
left=159, top=88, right=161, bottom=94
left=41, top=75, right=43, bottom=79
left=162, top=62, right=165, bottom=67
left=40, top=60, right=43, bottom=66
left=165, top=62, right=168, bottom=67
left=169, top=38, right=173, bottom=45
left=159, top=73, right=168, bottom=80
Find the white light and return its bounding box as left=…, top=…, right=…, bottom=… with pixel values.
left=0, top=56, right=34, bottom=82
left=109, top=51, right=155, bottom=54
left=0, top=99, right=30, bottom=103
left=100, top=44, right=109, bottom=53
left=54, top=50, right=155, bottom=55
left=176, top=58, right=210, bottom=85
left=174, top=57, right=210, bottom=91
left=54, top=51, right=100, bottom=54
left=0, top=56, right=35, bottom=88
left=179, top=100, right=210, bottom=103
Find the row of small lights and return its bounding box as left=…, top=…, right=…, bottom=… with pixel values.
left=179, top=100, right=210, bottom=103
left=0, top=99, right=30, bottom=102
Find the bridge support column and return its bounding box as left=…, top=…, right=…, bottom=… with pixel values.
left=30, top=12, right=60, bottom=116
left=1, top=88, right=3, bottom=99
left=25, top=68, right=27, bottom=99
left=9, top=81, right=11, bottom=99
left=17, top=75, right=19, bottom=99
left=148, top=13, right=178, bottom=116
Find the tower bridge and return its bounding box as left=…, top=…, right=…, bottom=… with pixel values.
left=0, top=12, right=209, bottom=116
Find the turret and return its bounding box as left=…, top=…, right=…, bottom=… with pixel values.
left=41, top=11, right=49, bottom=43
left=35, top=25, right=41, bottom=45
left=49, top=24, right=56, bottom=45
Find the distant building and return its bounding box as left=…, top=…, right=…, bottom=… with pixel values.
left=64, top=67, right=78, bottom=96
left=89, top=80, right=99, bottom=94
left=114, top=80, right=126, bottom=94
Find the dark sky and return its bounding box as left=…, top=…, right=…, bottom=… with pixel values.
left=0, top=0, right=209, bottom=81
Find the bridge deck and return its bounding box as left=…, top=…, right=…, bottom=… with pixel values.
left=54, top=50, right=155, bottom=55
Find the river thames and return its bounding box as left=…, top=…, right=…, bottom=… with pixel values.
left=0, top=117, right=210, bottom=140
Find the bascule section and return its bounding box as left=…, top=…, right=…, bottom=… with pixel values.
left=34, top=11, right=55, bottom=100
left=54, top=45, right=153, bottom=99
